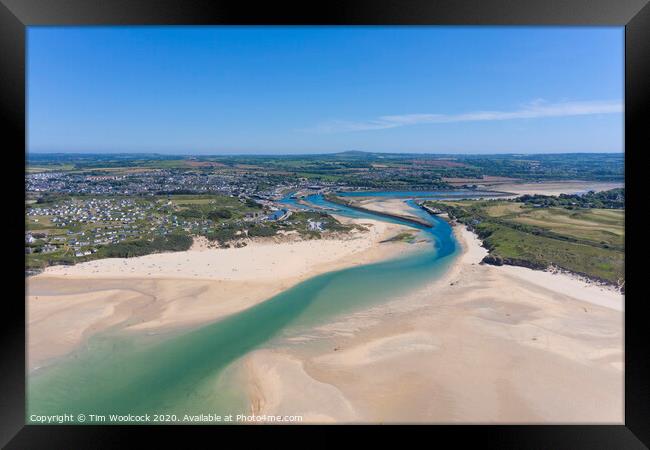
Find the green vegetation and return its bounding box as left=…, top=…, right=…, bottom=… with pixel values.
left=285, top=211, right=355, bottom=235
left=516, top=188, right=624, bottom=209
left=26, top=249, right=75, bottom=270
left=25, top=189, right=364, bottom=272
left=26, top=233, right=194, bottom=270
left=28, top=152, right=624, bottom=191
left=425, top=190, right=624, bottom=286
left=200, top=225, right=240, bottom=245
left=25, top=194, right=261, bottom=269
left=98, top=234, right=193, bottom=258
left=25, top=153, right=625, bottom=274
left=381, top=232, right=416, bottom=243
left=450, top=153, right=623, bottom=181
left=246, top=224, right=278, bottom=238
left=168, top=194, right=261, bottom=222
left=198, top=211, right=357, bottom=246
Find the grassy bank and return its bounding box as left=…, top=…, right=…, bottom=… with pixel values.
left=423, top=197, right=624, bottom=287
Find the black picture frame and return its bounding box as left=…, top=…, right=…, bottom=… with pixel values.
left=1, top=0, right=648, bottom=447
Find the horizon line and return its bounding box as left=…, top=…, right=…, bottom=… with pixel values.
left=26, top=150, right=625, bottom=157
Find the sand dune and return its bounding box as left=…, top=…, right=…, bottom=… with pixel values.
left=348, top=197, right=425, bottom=222
left=490, top=181, right=623, bottom=197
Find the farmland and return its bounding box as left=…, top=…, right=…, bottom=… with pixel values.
left=424, top=190, right=625, bottom=286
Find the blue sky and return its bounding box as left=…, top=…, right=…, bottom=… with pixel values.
left=27, top=26, right=624, bottom=154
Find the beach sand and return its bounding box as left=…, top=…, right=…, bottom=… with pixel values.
left=487, top=181, right=623, bottom=197
left=28, top=207, right=624, bottom=423
left=243, top=225, right=624, bottom=423
left=343, top=197, right=425, bottom=223
left=27, top=218, right=420, bottom=371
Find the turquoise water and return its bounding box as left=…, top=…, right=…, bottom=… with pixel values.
left=278, top=193, right=312, bottom=209
left=27, top=194, right=459, bottom=423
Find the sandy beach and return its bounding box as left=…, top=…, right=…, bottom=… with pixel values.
left=341, top=197, right=426, bottom=223
left=487, top=181, right=623, bottom=197
left=243, top=224, right=624, bottom=423
left=27, top=207, right=624, bottom=423
left=27, top=217, right=420, bottom=371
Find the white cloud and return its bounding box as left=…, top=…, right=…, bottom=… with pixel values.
left=308, top=99, right=623, bottom=133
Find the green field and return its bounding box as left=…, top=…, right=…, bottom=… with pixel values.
left=481, top=202, right=624, bottom=249
left=425, top=198, right=624, bottom=286
left=26, top=164, right=76, bottom=173
left=27, top=152, right=625, bottom=183
left=25, top=194, right=258, bottom=270
left=25, top=194, right=360, bottom=271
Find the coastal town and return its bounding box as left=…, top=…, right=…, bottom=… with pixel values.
left=25, top=164, right=343, bottom=272
left=24, top=191, right=332, bottom=271
left=26, top=166, right=341, bottom=200
left=25, top=152, right=625, bottom=276
left=21, top=22, right=630, bottom=429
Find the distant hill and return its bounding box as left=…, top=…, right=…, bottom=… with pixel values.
left=27, top=151, right=624, bottom=182
left=333, top=150, right=372, bottom=157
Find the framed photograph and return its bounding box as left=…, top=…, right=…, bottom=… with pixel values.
left=1, top=0, right=648, bottom=447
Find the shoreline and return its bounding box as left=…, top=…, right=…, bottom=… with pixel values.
left=483, top=180, right=623, bottom=197
left=455, top=225, right=623, bottom=311
left=243, top=222, right=623, bottom=423
left=27, top=195, right=624, bottom=422
left=323, top=194, right=433, bottom=227
left=27, top=217, right=424, bottom=371
left=418, top=193, right=624, bottom=291
left=344, top=197, right=431, bottom=225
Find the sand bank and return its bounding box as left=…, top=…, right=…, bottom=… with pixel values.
left=27, top=218, right=420, bottom=371
left=489, top=181, right=623, bottom=197
left=244, top=225, right=624, bottom=423
left=343, top=197, right=428, bottom=224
